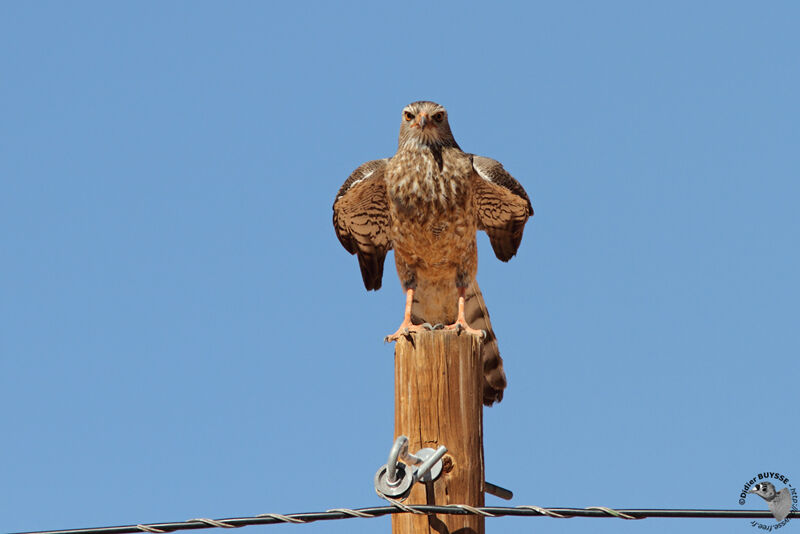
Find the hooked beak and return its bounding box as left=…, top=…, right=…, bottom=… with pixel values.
left=412, top=113, right=430, bottom=129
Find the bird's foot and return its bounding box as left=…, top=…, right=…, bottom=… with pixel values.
left=444, top=319, right=487, bottom=339
left=385, top=322, right=431, bottom=342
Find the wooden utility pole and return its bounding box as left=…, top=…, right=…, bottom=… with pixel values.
left=392, top=330, right=485, bottom=534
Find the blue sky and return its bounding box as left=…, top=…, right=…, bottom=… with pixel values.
left=1, top=2, right=798, bottom=534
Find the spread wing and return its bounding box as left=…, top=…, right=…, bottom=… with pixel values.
left=332, top=159, right=391, bottom=290
left=471, top=155, right=533, bottom=261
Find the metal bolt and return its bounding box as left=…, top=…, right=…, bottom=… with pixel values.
left=374, top=462, right=413, bottom=498
left=411, top=446, right=447, bottom=483
left=374, top=436, right=447, bottom=500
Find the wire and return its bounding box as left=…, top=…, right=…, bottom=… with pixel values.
left=10, top=505, right=798, bottom=534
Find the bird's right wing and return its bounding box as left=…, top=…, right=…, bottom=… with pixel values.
left=332, top=159, right=392, bottom=291
left=772, top=488, right=792, bottom=521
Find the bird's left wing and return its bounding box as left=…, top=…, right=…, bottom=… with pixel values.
left=333, top=159, right=392, bottom=291
left=471, top=155, right=533, bottom=261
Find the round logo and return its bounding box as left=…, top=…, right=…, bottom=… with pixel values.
left=739, top=472, right=797, bottom=529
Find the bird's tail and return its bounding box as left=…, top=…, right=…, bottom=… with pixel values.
left=465, top=280, right=507, bottom=406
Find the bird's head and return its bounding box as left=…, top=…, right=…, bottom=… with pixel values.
left=749, top=482, right=778, bottom=501
left=398, top=101, right=459, bottom=149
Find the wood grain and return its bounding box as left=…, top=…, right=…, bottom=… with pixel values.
left=393, top=330, right=484, bottom=534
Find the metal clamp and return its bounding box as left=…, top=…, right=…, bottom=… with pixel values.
left=374, top=436, right=447, bottom=499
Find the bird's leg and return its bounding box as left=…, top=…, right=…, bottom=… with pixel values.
left=385, top=279, right=428, bottom=342
left=445, top=275, right=486, bottom=338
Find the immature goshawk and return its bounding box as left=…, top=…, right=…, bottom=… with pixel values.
left=333, top=101, right=533, bottom=405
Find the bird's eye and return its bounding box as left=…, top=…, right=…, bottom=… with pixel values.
left=404, top=111, right=415, bottom=121
left=433, top=112, right=444, bottom=122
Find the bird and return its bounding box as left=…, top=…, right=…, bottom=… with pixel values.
left=749, top=481, right=793, bottom=522
left=332, top=101, right=532, bottom=406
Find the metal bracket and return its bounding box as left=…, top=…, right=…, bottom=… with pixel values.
left=374, top=436, right=447, bottom=499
